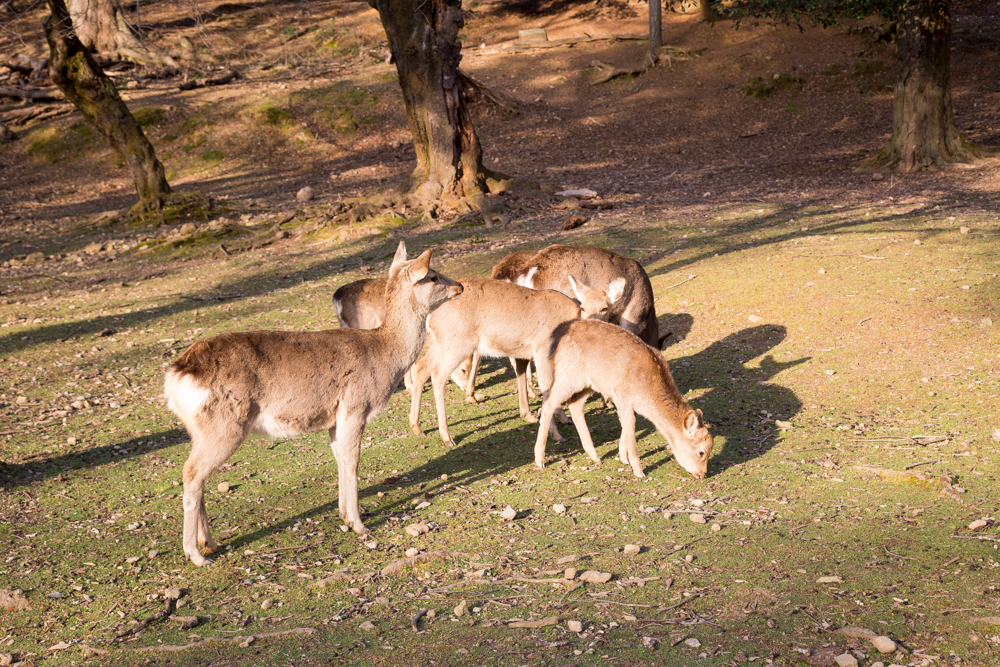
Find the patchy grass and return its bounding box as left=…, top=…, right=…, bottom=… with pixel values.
left=25, top=122, right=101, bottom=163
left=1, top=201, right=999, bottom=666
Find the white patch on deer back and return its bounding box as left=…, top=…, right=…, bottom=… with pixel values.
left=516, top=266, right=539, bottom=289
left=164, top=371, right=211, bottom=422
left=251, top=412, right=302, bottom=439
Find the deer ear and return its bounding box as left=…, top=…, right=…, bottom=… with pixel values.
left=390, top=240, right=408, bottom=268
left=684, top=410, right=700, bottom=437
left=607, top=278, right=626, bottom=304
left=407, top=249, right=433, bottom=284
left=567, top=275, right=584, bottom=301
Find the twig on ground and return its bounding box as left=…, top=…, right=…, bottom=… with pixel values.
left=115, top=598, right=175, bottom=638
left=657, top=592, right=703, bottom=612
left=126, top=627, right=317, bottom=652
left=410, top=608, right=427, bottom=632
left=884, top=546, right=916, bottom=560
left=905, top=459, right=939, bottom=470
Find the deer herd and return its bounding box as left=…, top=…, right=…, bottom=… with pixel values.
left=164, top=242, right=714, bottom=566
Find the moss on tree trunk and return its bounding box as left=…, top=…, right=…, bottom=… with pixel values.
left=45, top=0, right=172, bottom=217
left=873, top=0, right=978, bottom=171
left=372, top=0, right=501, bottom=211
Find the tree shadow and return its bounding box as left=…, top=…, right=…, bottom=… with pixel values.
left=0, top=428, right=188, bottom=488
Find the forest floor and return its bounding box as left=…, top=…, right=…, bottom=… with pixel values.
left=2, top=1, right=1000, bottom=666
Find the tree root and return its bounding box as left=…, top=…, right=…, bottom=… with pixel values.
left=126, top=627, right=318, bottom=653
left=458, top=68, right=519, bottom=113
left=115, top=598, right=175, bottom=638
left=590, top=46, right=704, bottom=85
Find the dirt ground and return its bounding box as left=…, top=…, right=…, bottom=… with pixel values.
left=2, top=0, right=999, bottom=233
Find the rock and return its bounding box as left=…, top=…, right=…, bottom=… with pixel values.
left=993, top=429, right=1000, bottom=443
left=578, top=570, right=612, bottom=584
left=169, top=615, right=199, bottom=629
left=689, top=513, right=706, bottom=524
left=836, top=627, right=876, bottom=640
left=871, top=172, right=884, bottom=181
left=969, top=519, right=989, bottom=531
left=296, top=187, right=315, bottom=202
left=405, top=547, right=419, bottom=557
left=164, top=587, right=182, bottom=600
left=261, top=599, right=273, bottom=610
left=499, top=505, right=517, bottom=521
left=404, top=522, right=430, bottom=537
left=825, top=369, right=836, bottom=376
left=623, top=544, right=641, bottom=556
left=217, top=481, right=230, bottom=493
left=960, top=226, right=970, bottom=234
left=15, top=396, right=27, bottom=404
left=358, top=620, right=376, bottom=631
left=691, top=499, right=705, bottom=507
left=871, top=636, right=897, bottom=654
left=748, top=314, right=763, bottom=323
left=148, top=550, right=158, bottom=559
left=775, top=420, right=793, bottom=429
left=415, top=501, right=431, bottom=510
left=564, top=567, right=577, bottom=580
left=66, top=436, right=77, bottom=445
left=556, top=554, right=580, bottom=564
left=454, top=600, right=467, bottom=617
left=562, top=215, right=588, bottom=231
left=364, top=540, right=378, bottom=549
left=24, top=252, right=45, bottom=265
left=642, top=636, right=660, bottom=650
left=179, top=222, right=198, bottom=236
left=818, top=268, right=827, bottom=274
left=0, top=654, right=12, bottom=666
left=567, top=619, right=583, bottom=633
left=817, top=576, right=844, bottom=584
left=552, top=504, right=566, bottom=515
left=711, top=523, right=722, bottom=532
left=684, top=638, right=701, bottom=648
left=685, top=554, right=695, bottom=563
left=834, top=654, right=858, bottom=667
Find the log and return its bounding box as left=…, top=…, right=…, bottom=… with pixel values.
left=0, top=85, right=65, bottom=101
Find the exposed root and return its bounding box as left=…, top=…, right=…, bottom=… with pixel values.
left=126, top=627, right=318, bottom=653
left=590, top=46, right=704, bottom=85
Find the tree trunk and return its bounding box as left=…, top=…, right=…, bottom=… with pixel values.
left=874, top=0, right=978, bottom=171
left=371, top=0, right=498, bottom=210
left=700, top=0, right=715, bottom=22
left=648, top=0, right=662, bottom=59
left=46, top=0, right=172, bottom=216
left=67, top=0, right=176, bottom=66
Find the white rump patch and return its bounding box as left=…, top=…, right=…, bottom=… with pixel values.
left=333, top=295, right=344, bottom=321
left=251, top=412, right=302, bottom=439
left=164, top=371, right=211, bottom=422
left=516, top=266, right=539, bottom=289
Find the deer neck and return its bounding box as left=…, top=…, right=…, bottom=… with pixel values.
left=370, top=293, right=429, bottom=379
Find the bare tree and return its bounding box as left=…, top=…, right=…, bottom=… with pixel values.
left=67, top=0, right=175, bottom=65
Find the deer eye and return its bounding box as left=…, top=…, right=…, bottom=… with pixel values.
left=698, top=450, right=705, bottom=457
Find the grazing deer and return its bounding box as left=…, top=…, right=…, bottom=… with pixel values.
left=331, top=241, right=409, bottom=330
left=409, top=276, right=622, bottom=447
left=501, top=245, right=664, bottom=349
left=533, top=319, right=713, bottom=479
left=164, top=250, right=462, bottom=566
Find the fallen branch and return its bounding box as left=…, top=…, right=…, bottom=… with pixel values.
left=115, top=598, right=175, bottom=638
left=952, top=534, right=999, bottom=542
left=0, top=85, right=65, bottom=102
left=179, top=69, right=242, bottom=91
left=458, top=68, right=519, bottom=112
left=590, top=46, right=704, bottom=85
left=379, top=551, right=471, bottom=577
left=657, top=592, right=702, bottom=612
left=514, top=33, right=647, bottom=51
left=126, top=627, right=317, bottom=653
left=411, top=608, right=427, bottom=632
left=905, top=459, right=939, bottom=470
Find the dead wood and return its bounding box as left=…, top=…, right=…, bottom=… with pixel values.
left=457, top=68, right=519, bottom=113
left=590, top=46, right=704, bottom=85
left=410, top=608, right=427, bottom=632
left=179, top=69, right=242, bottom=91
left=126, top=627, right=318, bottom=653
left=115, top=597, right=175, bottom=638
left=513, top=33, right=647, bottom=51
left=0, top=85, right=65, bottom=102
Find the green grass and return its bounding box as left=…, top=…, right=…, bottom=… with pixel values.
left=1, top=204, right=999, bottom=666
left=26, top=122, right=100, bottom=162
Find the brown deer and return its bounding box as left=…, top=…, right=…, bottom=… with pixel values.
left=409, top=276, right=623, bottom=447
left=331, top=240, right=408, bottom=330
left=164, top=250, right=462, bottom=566
left=533, top=319, right=713, bottom=479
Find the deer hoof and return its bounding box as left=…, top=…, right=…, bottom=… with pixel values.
left=410, top=424, right=423, bottom=436
left=352, top=522, right=369, bottom=535
left=522, top=412, right=539, bottom=424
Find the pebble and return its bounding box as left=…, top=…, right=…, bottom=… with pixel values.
left=499, top=505, right=517, bottom=520
left=748, top=314, right=762, bottom=323
left=567, top=620, right=583, bottom=633
left=825, top=369, right=837, bottom=376
left=454, top=600, right=467, bottom=617
left=960, top=226, right=970, bottom=234
left=552, top=504, right=566, bottom=515
left=261, top=599, right=273, bottom=610
left=684, top=638, right=701, bottom=648
left=364, top=540, right=379, bottom=549
left=564, top=567, right=577, bottom=580
left=67, top=436, right=77, bottom=445
left=711, top=523, right=721, bottom=532
left=405, top=547, right=419, bottom=557
left=690, top=499, right=705, bottom=507
left=179, top=222, right=197, bottom=236
left=556, top=554, right=580, bottom=564
left=969, top=519, right=989, bottom=531
left=164, top=586, right=182, bottom=600
left=358, top=620, right=376, bottom=631
left=689, top=513, right=706, bottom=524
left=296, top=187, right=315, bottom=202
left=16, top=396, right=27, bottom=404
left=685, top=554, right=694, bottom=563
left=871, top=636, right=897, bottom=654
left=834, top=654, right=858, bottom=667
left=623, top=544, right=641, bottom=556
left=415, top=501, right=431, bottom=510
left=404, top=522, right=430, bottom=537
left=217, top=481, right=230, bottom=493
left=578, top=570, right=612, bottom=584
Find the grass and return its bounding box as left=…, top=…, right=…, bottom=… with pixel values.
left=1, top=202, right=999, bottom=666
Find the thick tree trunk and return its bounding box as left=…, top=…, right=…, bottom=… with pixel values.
left=46, top=0, right=172, bottom=216
left=700, top=0, right=715, bottom=22
left=874, top=0, right=978, bottom=171
left=648, top=0, right=662, bottom=59
left=371, top=0, right=498, bottom=210
left=67, top=0, right=176, bottom=66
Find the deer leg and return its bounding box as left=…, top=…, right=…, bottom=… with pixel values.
left=616, top=403, right=645, bottom=478
left=513, top=358, right=538, bottom=423
left=532, top=354, right=563, bottom=441
left=566, top=391, right=600, bottom=464
left=182, top=429, right=242, bottom=567
left=463, top=352, right=481, bottom=403
left=332, top=412, right=367, bottom=534
left=408, top=356, right=432, bottom=437
left=534, top=389, right=564, bottom=469
left=432, top=365, right=458, bottom=446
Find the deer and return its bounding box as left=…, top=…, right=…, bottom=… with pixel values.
left=532, top=319, right=713, bottom=479
left=408, top=276, right=624, bottom=447
left=163, top=249, right=462, bottom=566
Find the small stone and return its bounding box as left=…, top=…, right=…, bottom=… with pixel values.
left=578, top=570, right=612, bottom=584
left=164, top=586, right=182, bottom=600
left=663, top=511, right=673, bottom=519
left=179, top=222, right=197, bottom=236
left=689, top=513, right=706, bottom=524
left=552, top=504, right=566, bottom=515
left=405, top=547, right=419, bottom=557
left=239, top=635, right=255, bottom=648
left=276, top=230, right=290, bottom=240
left=623, top=544, right=641, bottom=556
left=748, top=314, right=763, bottom=323
left=364, top=540, right=378, bottom=549
left=261, top=599, right=273, bottom=610
left=16, top=396, right=27, bottom=404
left=358, top=620, right=376, bottom=631
left=426, top=609, right=436, bottom=618
left=340, top=524, right=349, bottom=532
left=969, top=519, right=989, bottom=531
left=0, top=654, right=12, bottom=666
left=914, top=239, right=922, bottom=245
left=415, top=501, right=431, bottom=510
left=871, top=172, right=884, bottom=181
left=499, top=505, right=517, bottom=521
left=440, top=474, right=448, bottom=481
left=125, top=556, right=140, bottom=564
left=217, top=481, right=230, bottom=493
left=296, top=187, right=315, bottom=202
left=871, top=636, right=897, bottom=654
left=817, top=576, right=844, bottom=584
left=556, top=554, right=580, bottom=564
left=960, top=226, right=970, bottom=234
left=567, top=619, right=583, bottom=633
left=564, top=567, right=577, bottom=580
left=404, top=522, right=430, bottom=537
left=818, top=268, right=827, bottom=274
left=684, top=637, right=701, bottom=648
left=834, top=653, right=859, bottom=667
left=67, top=436, right=77, bottom=445
left=169, top=615, right=199, bottom=629
left=454, top=600, right=467, bottom=617
left=642, top=636, right=660, bottom=650
left=825, top=369, right=837, bottom=376
left=775, top=420, right=793, bottom=429
left=685, top=554, right=694, bottom=563
left=711, top=523, right=722, bottom=532
left=992, top=428, right=1000, bottom=443
left=690, top=499, right=705, bottom=507
left=24, top=251, right=45, bottom=265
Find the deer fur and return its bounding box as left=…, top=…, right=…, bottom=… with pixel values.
left=409, top=276, right=621, bottom=447
left=164, top=250, right=462, bottom=566
left=331, top=240, right=409, bottom=330
left=533, top=319, right=713, bottom=479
